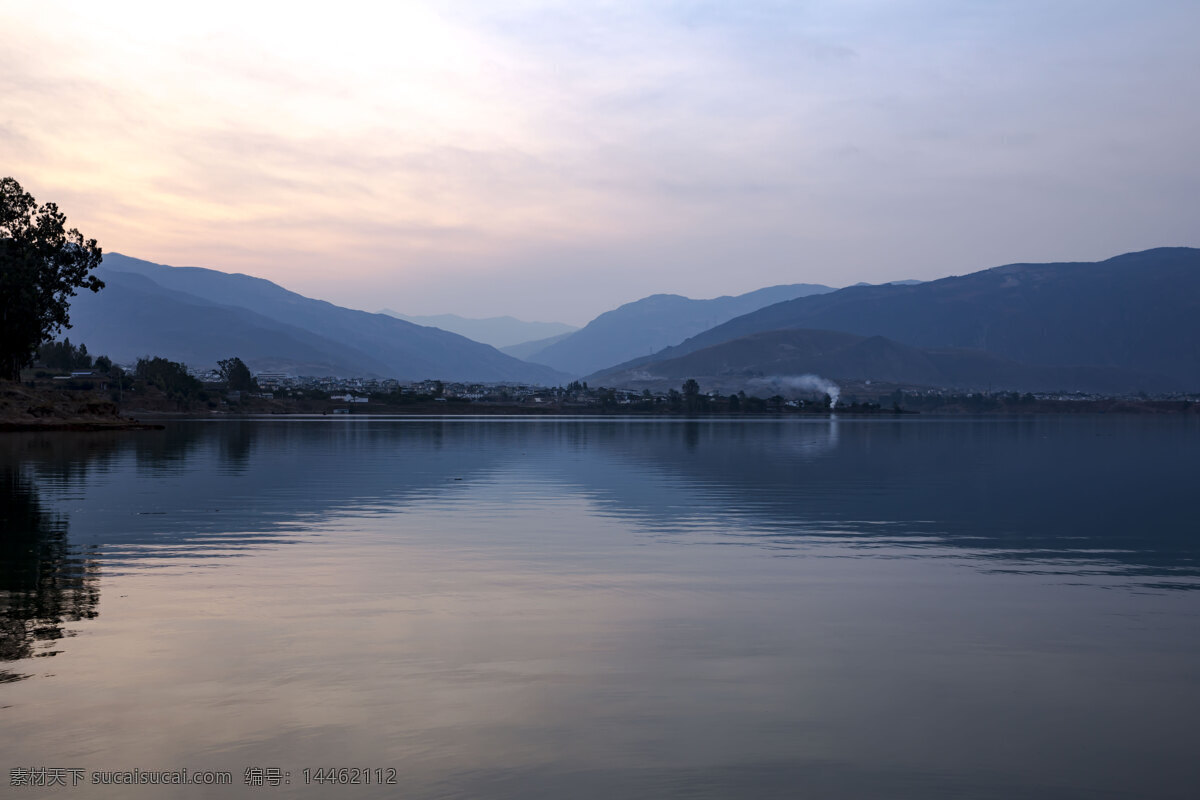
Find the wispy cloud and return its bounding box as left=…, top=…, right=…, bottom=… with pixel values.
left=2, top=0, right=1198, bottom=322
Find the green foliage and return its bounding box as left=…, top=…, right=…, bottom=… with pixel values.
left=0, top=177, right=104, bottom=380
left=135, top=356, right=202, bottom=400
left=107, top=364, right=131, bottom=401
left=36, top=338, right=93, bottom=371
left=217, top=356, right=257, bottom=392
left=633, top=388, right=657, bottom=410
left=742, top=395, right=766, bottom=413
left=680, top=379, right=707, bottom=412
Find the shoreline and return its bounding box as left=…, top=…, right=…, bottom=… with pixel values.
left=3, top=378, right=1196, bottom=434
left=0, top=420, right=165, bottom=432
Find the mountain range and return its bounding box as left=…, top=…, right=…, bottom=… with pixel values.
left=588, top=248, right=1200, bottom=393
left=66, top=254, right=570, bottom=383
left=518, top=283, right=836, bottom=376
left=59, top=247, right=1200, bottom=393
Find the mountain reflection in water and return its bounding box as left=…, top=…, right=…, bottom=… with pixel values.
left=1, top=417, right=1197, bottom=799
left=6, top=417, right=1193, bottom=579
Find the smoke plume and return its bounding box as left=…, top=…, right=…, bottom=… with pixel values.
left=747, top=374, right=841, bottom=407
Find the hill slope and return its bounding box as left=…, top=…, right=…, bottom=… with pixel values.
left=589, top=328, right=1176, bottom=394
left=500, top=331, right=575, bottom=360
left=599, top=248, right=1200, bottom=390
left=525, top=282, right=835, bottom=375
left=67, top=255, right=570, bottom=383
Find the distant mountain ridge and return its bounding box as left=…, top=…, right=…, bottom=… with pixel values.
left=66, top=254, right=570, bottom=383
left=593, top=248, right=1200, bottom=391
left=500, top=332, right=575, bottom=360
left=378, top=310, right=577, bottom=348
left=523, top=282, right=836, bottom=376
left=852, top=279, right=923, bottom=287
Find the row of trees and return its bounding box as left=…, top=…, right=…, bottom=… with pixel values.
left=654, top=379, right=836, bottom=413
left=31, top=338, right=258, bottom=406
left=36, top=338, right=106, bottom=372
left=126, top=356, right=259, bottom=401
left=34, top=338, right=255, bottom=390
left=581, top=379, right=837, bottom=413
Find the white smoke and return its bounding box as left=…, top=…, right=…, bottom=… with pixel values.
left=747, top=374, right=841, bottom=408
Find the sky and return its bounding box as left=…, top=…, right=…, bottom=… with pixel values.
left=3, top=0, right=1198, bottom=325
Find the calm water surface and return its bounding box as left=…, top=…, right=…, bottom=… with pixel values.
left=2, top=416, right=1198, bottom=798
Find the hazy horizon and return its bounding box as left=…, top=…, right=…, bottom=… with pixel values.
left=5, top=1, right=1199, bottom=324
left=107, top=249, right=854, bottom=327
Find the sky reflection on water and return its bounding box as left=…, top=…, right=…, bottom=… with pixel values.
left=2, top=417, right=1198, bottom=798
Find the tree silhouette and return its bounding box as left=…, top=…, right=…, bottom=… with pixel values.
left=681, top=378, right=702, bottom=412
left=136, top=356, right=202, bottom=402
left=1, top=178, right=103, bottom=380
left=36, top=338, right=93, bottom=371
left=217, top=356, right=257, bottom=392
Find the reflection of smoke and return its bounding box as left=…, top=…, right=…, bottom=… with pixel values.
left=748, top=374, right=841, bottom=408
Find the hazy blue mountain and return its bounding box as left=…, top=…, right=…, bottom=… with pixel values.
left=597, top=248, right=1200, bottom=391
left=378, top=310, right=577, bottom=348
left=588, top=328, right=1177, bottom=394
left=524, top=283, right=835, bottom=376
left=68, top=254, right=570, bottom=383
left=500, top=331, right=575, bottom=360
left=66, top=271, right=397, bottom=376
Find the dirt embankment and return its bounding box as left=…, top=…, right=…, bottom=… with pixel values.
left=0, top=381, right=160, bottom=431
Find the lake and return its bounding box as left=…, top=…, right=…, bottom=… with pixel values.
left=2, top=416, right=1199, bottom=798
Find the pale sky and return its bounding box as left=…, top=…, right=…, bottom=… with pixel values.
left=3, top=0, right=1198, bottom=325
